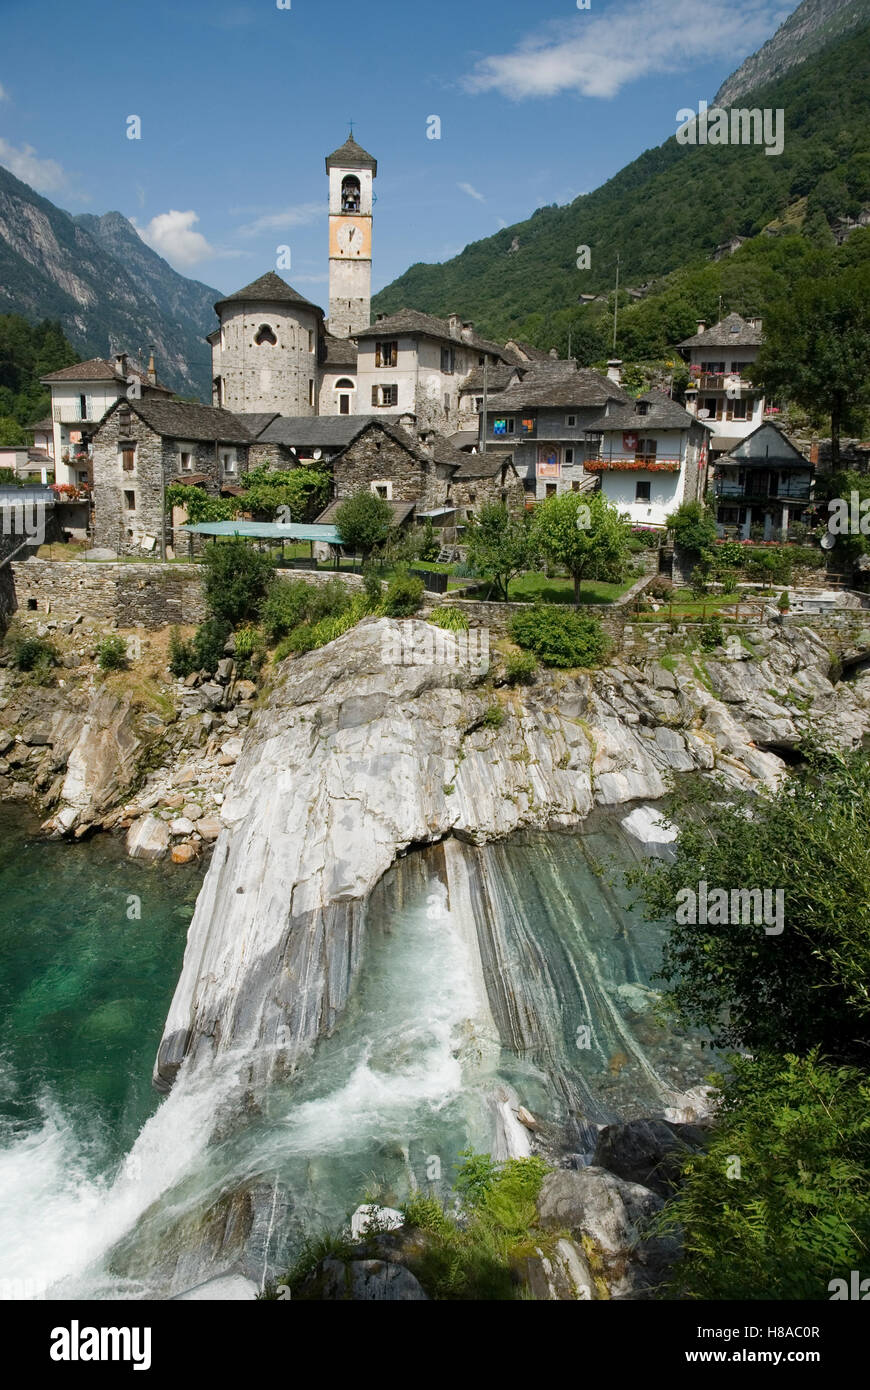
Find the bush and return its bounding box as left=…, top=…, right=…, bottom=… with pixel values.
left=7, top=632, right=59, bottom=675
left=418, top=519, right=441, bottom=562
left=481, top=704, right=504, bottom=729
left=745, top=548, right=792, bottom=586
left=510, top=605, right=609, bottom=669
left=201, top=538, right=275, bottom=626
left=362, top=567, right=384, bottom=608
left=383, top=572, right=424, bottom=617
left=429, top=606, right=469, bottom=631
left=504, top=650, right=537, bottom=685
left=169, top=628, right=197, bottom=677
left=97, top=635, right=129, bottom=671
left=334, top=490, right=393, bottom=558
left=713, top=540, right=744, bottom=569
left=667, top=500, right=717, bottom=556
left=233, top=625, right=266, bottom=678
left=192, top=617, right=231, bottom=673
left=660, top=1053, right=870, bottom=1301
left=698, top=616, right=724, bottom=650
left=261, top=578, right=350, bottom=640
left=647, top=575, right=675, bottom=600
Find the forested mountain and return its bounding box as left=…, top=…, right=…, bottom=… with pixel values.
left=0, top=166, right=220, bottom=399
left=0, top=315, right=78, bottom=444
left=714, top=0, right=867, bottom=105
left=372, top=20, right=870, bottom=352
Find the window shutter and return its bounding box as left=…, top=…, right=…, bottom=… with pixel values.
left=375, top=343, right=382, bottom=368
left=372, top=385, right=379, bottom=406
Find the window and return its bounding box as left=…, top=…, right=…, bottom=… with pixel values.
left=213, top=377, right=222, bottom=406
left=308, top=380, right=315, bottom=407
left=341, top=175, right=361, bottom=212
left=441, top=347, right=455, bottom=374
left=79, top=394, right=88, bottom=420
left=701, top=397, right=718, bottom=419
left=635, top=438, right=657, bottom=464
left=730, top=397, right=749, bottom=420
left=180, top=450, right=193, bottom=471
left=571, top=480, right=580, bottom=492
left=372, top=384, right=398, bottom=407
left=566, top=415, right=576, bottom=427
left=339, top=395, right=350, bottom=415
left=335, top=377, right=355, bottom=390
left=520, top=418, right=535, bottom=435
left=222, top=451, right=237, bottom=474
left=635, top=400, right=649, bottom=416
left=375, top=340, right=398, bottom=368
left=123, top=490, right=136, bottom=511
left=371, top=480, right=393, bottom=499
left=120, top=447, right=135, bottom=472
left=564, top=447, right=574, bottom=465
left=507, top=418, right=515, bottom=435
left=545, top=483, right=558, bottom=498
left=701, top=360, right=726, bottom=374
left=478, top=355, right=485, bottom=366
left=255, top=323, right=277, bottom=346
left=584, top=431, right=602, bottom=462
left=474, top=397, right=483, bottom=412
left=635, top=481, right=652, bottom=502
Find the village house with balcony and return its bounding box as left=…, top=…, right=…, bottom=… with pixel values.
left=711, top=423, right=814, bottom=540
left=587, top=389, right=712, bottom=527
left=41, top=352, right=171, bottom=491
left=677, top=313, right=765, bottom=457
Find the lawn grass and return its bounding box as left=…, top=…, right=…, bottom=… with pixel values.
left=506, top=571, right=634, bottom=605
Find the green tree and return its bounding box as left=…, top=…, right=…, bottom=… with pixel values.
left=751, top=262, right=870, bottom=465
left=334, top=490, right=393, bottom=560
left=201, top=538, right=275, bottom=627
left=532, top=490, right=629, bottom=607
left=465, top=503, right=537, bottom=601
left=665, top=499, right=717, bottom=555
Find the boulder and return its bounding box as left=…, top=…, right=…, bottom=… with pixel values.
left=314, top=1257, right=428, bottom=1302
left=170, top=817, right=196, bottom=837
left=592, top=1119, right=707, bottom=1197
left=196, top=817, right=222, bottom=842
left=181, top=803, right=203, bottom=822
left=171, top=842, right=198, bottom=864
left=126, top=814, right=170, bottom=860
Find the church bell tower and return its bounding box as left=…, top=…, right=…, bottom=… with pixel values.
left=326, top=133, right=376, bottom=339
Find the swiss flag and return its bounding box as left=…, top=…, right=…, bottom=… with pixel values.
left=623, top=431, right=639, bottom=452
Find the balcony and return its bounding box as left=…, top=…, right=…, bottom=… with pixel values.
left=714, top=478, right=811, bottom=503
left=585, top=455, right=681, bottom=473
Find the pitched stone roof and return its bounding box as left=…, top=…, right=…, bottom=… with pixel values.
left=719, top=423, right=810, bottom=469
left=459, top=364, right=516, bottom=394
left=107, top=398, right=255, bottom=445
left=357, top=309, right=508, bottom=359
left=214, top=271, right=323, bottom=316
left=256, top=415, right=377, bottom=449
left=317, top=498, right=415, bottom=527
left=40, top=357, right=172, bottom=392
left=28, top=417, right=54, bottom=432
left=325, top=136, right=377, bottom=175
left=677, top=313, right=763, bottom=348
left=232, top=412, right=281, bottom=438
left=451, top=451, right=516, bottom=480
left=486, top=366, right=632, bottom=411
left=588, top=388, right=703, bottom=431
left=502, top=340, right=554, bottom=364
left=323, top=333, right=358, bottom=367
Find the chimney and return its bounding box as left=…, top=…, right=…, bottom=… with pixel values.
left=447, top=313, right=462, bottom=338
left=549, top=347, right=558, bottom=358
left=696, top=319, right=706, bottom=334
left=147, top=347, right=157, bottom=385
left=684, top=383, right=699, bottom=417
left=606, top=358, right=623, bottom=385
left=114, top=351, right=128, bottom=379
left=460, top=321, right=474, bottom=343
left=810, top=438, right=819, bottom=466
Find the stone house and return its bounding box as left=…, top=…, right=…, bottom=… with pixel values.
left=677, top=313, right=765, bottom=458
left=711, top=423, right=814, bottom=540
left=589, top=390, right=712, bottom=528
left=91, top=398, right=253, bottom=556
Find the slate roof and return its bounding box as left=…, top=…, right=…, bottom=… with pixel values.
left=677, top=313, right=763, bottom=349
left=452, top=451, right=516, bottom=480
left=357, top=309, right=508, bottom=359
left=214, top=271, right=323, bottom=316
left=28, top=417, right=54, bottom=432
left=325, top=136, right=378, bottom=175
left=502, top=340, right=554, bottom=364
left=459, top=364, right=516, bottom=394
left=486, top=366, right=632, bottom=411
left=232, top=412, right=281, bottom=438
left=587, top=388, right=704, bottom=431
left=323, top=333, right=358, bottom=367
left=108, top=398, right=255, bottom=445
left=317, top=498, right=415, bottom=527
left=40, top=357, right=172, bottom=392
left=719, top=423, right=810, bottom=469
left=256, top=415, right=377, bottom=449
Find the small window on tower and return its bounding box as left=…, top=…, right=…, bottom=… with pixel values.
left=255, top=324, right=277, bottom=346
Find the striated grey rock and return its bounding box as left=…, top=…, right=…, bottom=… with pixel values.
left=154, top=617, right=870, bottom=1090
left=127, top=813, right=170, bottom=860
left=314, top=1257, right=429, bottom=1301
left=42, top=689, right=153, bottom=836
left=592, top=1118, right=708, bottom=1197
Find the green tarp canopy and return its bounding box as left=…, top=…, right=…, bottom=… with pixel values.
left=180, top=520, right=342, bottom=544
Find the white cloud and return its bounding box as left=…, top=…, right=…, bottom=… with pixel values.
left=458, top=181, right=485, bottom=202
left=237, top=202, right=324, bottom=236
left=134, top=209, right=217, bottom=268
left=0, top=82, right=9, bottom=102
left=462, top=0, right=790, bottom=101
left=0, top=137, right=70, bottom=193
left=293, top=274, right=329, bottom=284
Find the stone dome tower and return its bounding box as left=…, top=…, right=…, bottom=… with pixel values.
left=210, top=271, right=324, bottom=416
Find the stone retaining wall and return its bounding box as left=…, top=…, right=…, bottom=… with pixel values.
left=10, top=560, right=208, bottom=629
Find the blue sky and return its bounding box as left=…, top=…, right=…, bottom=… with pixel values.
left=0, top=0, right=792, bottom=299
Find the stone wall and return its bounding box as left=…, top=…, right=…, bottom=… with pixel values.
left=10, top=560, right=207, bottom=629
left=333, top=429, right=450, bottom=508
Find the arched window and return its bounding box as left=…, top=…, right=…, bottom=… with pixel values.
left=254, top=323, right=277, bottom=346
left=334, top=378, right=355, bottom=389
left=341, top=176, right=361, bottom=213
left=334, top=376, right=355, bottom=416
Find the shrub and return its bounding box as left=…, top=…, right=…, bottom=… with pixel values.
left=481, top=704, right=504, bottom=729
left=261, top=578, right=350, bottom=640
left=504, top=650, right=537, bottom=685
left=334, top=490, right=393, bottom=558
left=714, top=540, right=744, bottom=569
left=168, top=628, right=197, bottom=677
left=7, top=632, right=59, bottom=675
left=201, top=538, right=275, bottom=626
left=192, top=618, right=231, bottom=673
left=778, top=591, right=791, bottom=612
left=745, top=548, right=791, bottom=586
left=698, top=616, right=724, bottom=651
left=97, top=634, right=129, bottom=671
left=510, top=605, right=609, bottom=669
left=362, top=567, right=384, bottom=608
left=280, top=624, right=319, bottom=655
left=418, top=519, right=441, bottom=562
left=667, top=500, right=717, bottom=556
left=429, top=606, right=469, bottom=631
left=383, top=572, right=424, bottom=617
left=647, top=575, right=675, bottom=600
left=233, top=625, right=266, bottom=677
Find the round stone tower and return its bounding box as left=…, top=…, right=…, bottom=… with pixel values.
left=210, top=271, right=324, bottom=416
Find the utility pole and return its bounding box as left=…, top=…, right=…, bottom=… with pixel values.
left=481, top=360, right=488, bottom=455
left=568, top=327, right=572, bottom=361
left=612, top=254, right=620, bottom=356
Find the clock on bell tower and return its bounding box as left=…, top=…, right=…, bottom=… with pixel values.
left=326, top=133, right=377, bottom=340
